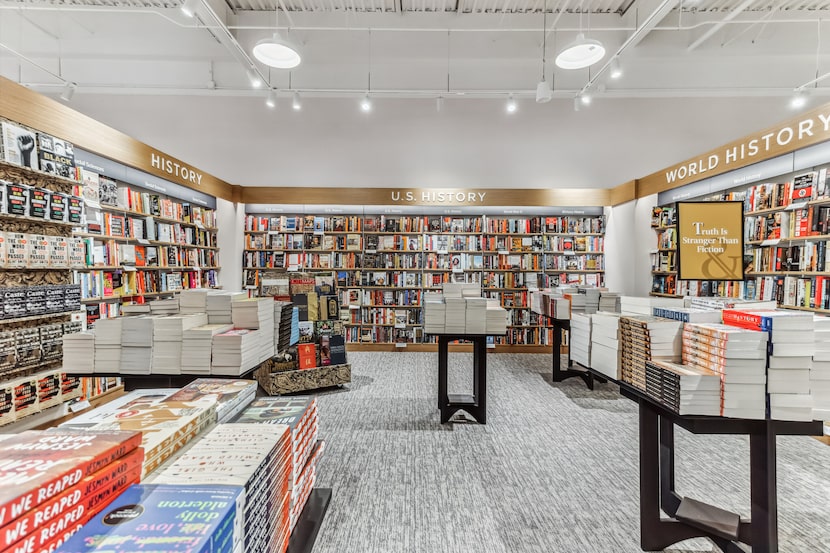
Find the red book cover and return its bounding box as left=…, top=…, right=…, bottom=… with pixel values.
left=298, top=344, right=317, bottom=370
left=721, top=310, right=768, bottom=332
left=0, top=430, right=142, bottom=528
left=0, top=448, right=143, bottom=550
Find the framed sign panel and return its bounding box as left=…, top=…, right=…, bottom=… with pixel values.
left=676, top=201, right=745, bottom=281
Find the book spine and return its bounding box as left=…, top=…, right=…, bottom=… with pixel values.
left=0, top=448, right=143, bottom=549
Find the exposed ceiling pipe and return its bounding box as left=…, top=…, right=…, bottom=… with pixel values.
left=687, top=0, right=757, bottom=51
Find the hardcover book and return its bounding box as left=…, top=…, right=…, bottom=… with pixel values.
left=66, top=196, right=84, bottom=224
left=6, top=183, right=29, bottom=217
left=0, top=429, right=142, bottom=528
left=297, top=343, right=317, bottom=369
left=80, top=169, right=100, bottom=206
left=49, top=192, right=67, bottom=222
left=37, top=133, right=76, bottom=180
left=6, top=233, right=28, bottom=268
left=98, top=176, right=118, bottom=207
left=1, top=122, right=38, bottom=170
left=28, top=188, right=49, bottom=219
left=53, top=484, right=242, bottom=553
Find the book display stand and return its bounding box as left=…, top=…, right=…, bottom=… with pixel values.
left=433, top=333, right=489, bottom=424
left=621, top=382, right=822, bottom=553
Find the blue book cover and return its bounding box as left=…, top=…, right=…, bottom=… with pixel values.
left=54, top=484, right=243, bottom=553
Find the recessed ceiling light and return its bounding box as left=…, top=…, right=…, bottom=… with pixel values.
left=252, top=33, right=302, bottom=69
left=555, top=33, right=606, bottom=70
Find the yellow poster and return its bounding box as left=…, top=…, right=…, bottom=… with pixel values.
left=676, top=201, right=744, bottom=281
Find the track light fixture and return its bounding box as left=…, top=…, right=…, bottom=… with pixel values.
left=265, top=89, right=277, bottom=109
left=436, top=96, right=444, bottom=112
left=247, top=68, right=263, bottom=89
left=506, top=94, right=517, bottom=114
left=180, top=0, right=199, bottom=17
left=536, top=0, right=553, bottom=104
left=292, top=91, right=302, bottom=111
left=580, top=92, right=592, bottom=105
left=360, top=93, right=372, bottom=112
left=609, top=57, right=623, bottom=79
left=59, top=81, right=77, bottom=102
left=791, top=89, right=807, bottom=109
left=573, top=96, right=581, bottom=112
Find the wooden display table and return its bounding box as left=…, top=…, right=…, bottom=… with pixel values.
left=620, top=383, right=823, bottom=553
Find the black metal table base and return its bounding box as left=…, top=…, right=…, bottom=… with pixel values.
left=287, top=488, right=332, bottom=553
left=437, top=334, right=487, bottom=424
left=550, top=317, right=607, bottom=390
left=626, top=385, right=822, bottom=553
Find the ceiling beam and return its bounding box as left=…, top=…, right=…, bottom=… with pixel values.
left=687, top=0, right=757, bottom=51
left=620, top=0, right=679, bottom=50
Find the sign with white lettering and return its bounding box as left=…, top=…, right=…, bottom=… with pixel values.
left=676, top=201, right=744, bottom=281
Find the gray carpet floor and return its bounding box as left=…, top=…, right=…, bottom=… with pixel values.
left=311, top=352, right=830, bottom=553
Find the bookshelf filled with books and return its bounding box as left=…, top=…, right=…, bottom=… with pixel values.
left=72, top=150, right=221, bottom=324
left=0, top=117, right=123, bottom=430
left=651, top=156, right=830, bottom=313
left=243, top=205, right=605, bottom=350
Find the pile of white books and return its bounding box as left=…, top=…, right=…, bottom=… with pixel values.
left=443, top=297, right=467, bottom=333
left=423, top=295, right=446, bottom=334
left=120, top=304, right=151, bottom=316
left=485, top=299, right=508, bottom=335
left=645, top=360, right=721, bottom=416
left=812, top=315, right=830, bottom=421
left=591, top=312, right=622, bottom=380
left=152, top=313, right=209, bottom=374
left=682, top=322, right=768, bottom=419
left=93, top=317, right=122, bottom=373
left=687, top=297, right=777, bottom=311
left=211, top=329, right=268, bottom=376
left=232, top=297, right=275, bottom=329
left=121, top=316, right=156, bottom=374
left=723, top=309, right=815, bottom=421
left=62, top=331, right=95, bottom=373
left=206, top=291, right=248, bottom=324
left=530, top=291, right=570, bottom=319
left=598, top=292, right=621, bottom=313
left=181, top=323, right=234, bottom=374
left=180, top=289, right=211, bottom=314
left=621, top=295, right=683, bottom=316
left=149, top=297, right=180, bottom=315
left=465, top=297, right=487, bottom=334
left=570, top=313, right=592, bottom=368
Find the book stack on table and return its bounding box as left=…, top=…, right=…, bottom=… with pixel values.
left=62, top=331, right=95, bottom=373
left=120, top=316, right=156, bottom=375
left=644, top=359, right=721, bottom=416
left=0, top=429, right=143, bottom=553
left=619, top=316, right=682, bottom=392
left=92, top=317, right=122, bottom=373
left=206, top=291, right=247, bottom=324
left=181, top=323, right=233, bottom=375
left=590, top=312, right=622, bottom=380
left=570, top=313, right=592, bottom=368
left=152, top=313, right=208, bottom=375
left=164, top=377, right=257, bottom=423
left=179, top=288, right=210, bottom=314
left=812, top=315, right=830, bottom=421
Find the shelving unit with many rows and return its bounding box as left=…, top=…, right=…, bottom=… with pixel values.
left=242, top=204, right=605, bottom=350
left=648, top=150, right=830, bottom=313
left=70, top=149, right=221, bottom=325
left=0, top=118, right=122, bottom=430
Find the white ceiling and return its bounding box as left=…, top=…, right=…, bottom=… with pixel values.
left=0, top=0, right=827, bottom=189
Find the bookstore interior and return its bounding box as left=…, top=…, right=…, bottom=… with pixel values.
left=1, top=6, right=830, bottom=550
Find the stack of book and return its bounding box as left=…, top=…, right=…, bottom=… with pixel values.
left=179, top=288, right=210, bottom=314
left=644, top=359, right=721, bottom=415
left=87, top=398, right=216, bottom=477
left=652, top=306, right=722, bottom=324
left=620, top=295, right=683, bottom=316
left=423, top=294, right=446, bottom=334
left=237, top=396, right=321, bottom=531
left=55, top=484, right=242, bottom=553
left=723, top=309, right=815, bottom=421
left=688, top=297, right=777, bottom=311
left=232, top=297, right=274, bottom=330
left=813, top=315, right=830, bottom=421
left=619, top=316, right=683, bottom=391
left=564, top=290, right=588, bottom=314
left=485, top=299, right=508, bottom=335
left=570, top=313, right=592, bottom=368
left=274, top=300, right=294, bottom=353
left=211, top=329, right=264, bottom=376
left=60, top=388, right=177, bottom=429
left=61, top=331, right=95, bottom=373
left=591, top=312, right=622, bottom=380
left=0, top=429, right=143, bottom=553
left=181, top=323, right=233, bottom=374
left=443, top=297, right=467, bottom=333
left=206, top=291, right=247, bottom=324
left=163, top=378, right=257, bottom=423
left=682, top=322, right=768, bottom=419
left=151, top=423, right=292, bottom=553
left=120, top=303, right=150, bottom=316
left=291, top=440, right=325, bottom=532
left=598, top=291, right=621, bottom=313
left=465, top=297, right=487, bottom=334
left=151, top=313, right=208, bottom=374
left=148, top=297, right=179, bottom=315
left=93, top=317, right=122, bottom=373
left=120, top=316, right=156, bottom=375
left=289, top=306, right=300, bottom=345
left=530, top=291, right=570, bottom=319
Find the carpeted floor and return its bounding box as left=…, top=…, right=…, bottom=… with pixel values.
left=311, top=352, right=830, bottom=553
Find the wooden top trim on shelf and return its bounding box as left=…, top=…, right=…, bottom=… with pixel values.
left=636, top=100, right=830, bottom=197
left=746, top=233, right=830, bottom=245
left=0, top=77, right=234, bottom=201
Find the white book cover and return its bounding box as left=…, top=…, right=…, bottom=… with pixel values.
left=68, top=237, right=86, bottom=267
left=6, top=232, right=28, bottom=268
left=0, top=231, right=6, bottom=268
left=1, top=121, right=38, bottom=170
left=81, top=168, right=101, bottom=207
left=28, top=234, right=50, bottom=268
left=47, top=235, right=69, bottom=268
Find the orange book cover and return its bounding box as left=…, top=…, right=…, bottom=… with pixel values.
left=298, top=344, right=317, bottom=370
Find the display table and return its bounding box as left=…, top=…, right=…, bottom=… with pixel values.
left=548, top=316, right=603, bottom=390
left=619, top=383, right=823, bottom=553
left=433, top=334, right=489, bottom=424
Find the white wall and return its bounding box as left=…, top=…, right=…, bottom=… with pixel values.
left=633, top=194, right=660, bottom=297
left=604, top=202, right=636, bottom=295
left=215, top=197, right=245, bottom=292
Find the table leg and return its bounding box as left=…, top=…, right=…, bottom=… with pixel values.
left=438, top=336, right=449, bottom=418
left=473, top=336, right=487, bottom=424
left=749, top=422, right=778, bottom=553
left=659, top=416, right=682, bottom=515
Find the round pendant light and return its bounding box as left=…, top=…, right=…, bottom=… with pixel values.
left=555, top=33, right=606, bottom=70
left=252, top=33, right=301, bottom=69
